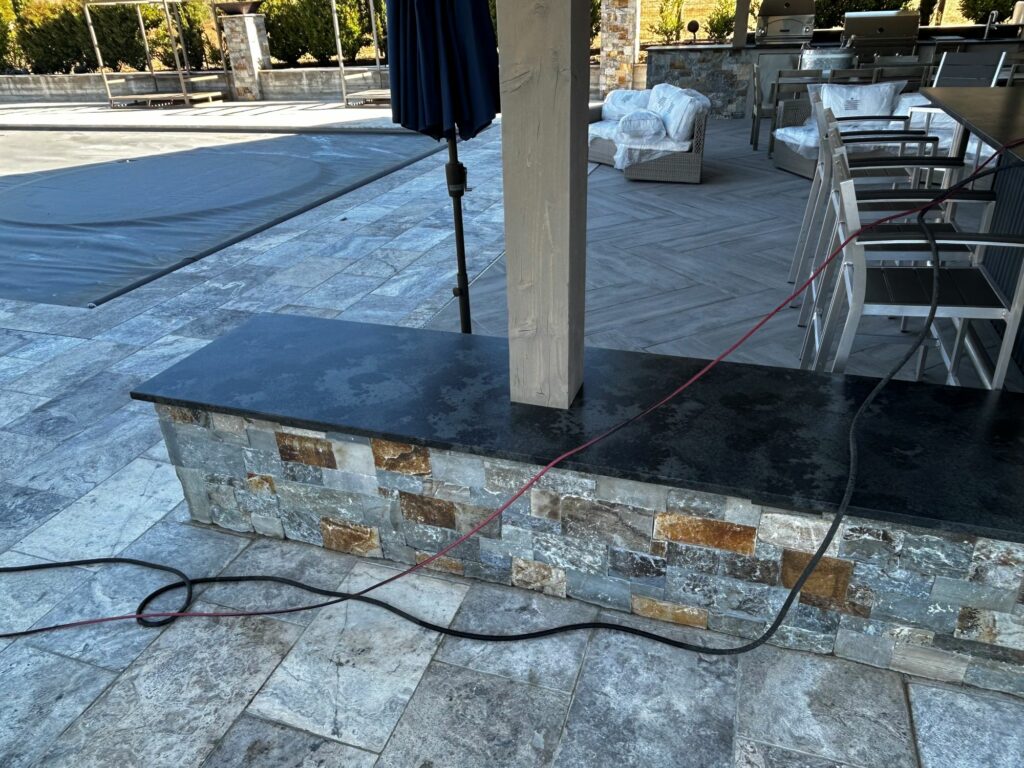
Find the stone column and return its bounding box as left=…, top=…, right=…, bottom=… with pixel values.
left=496, top=0, right=590, bottom=409
left=599, top=0, right=640, bottom=96
left=221, top=14, right=272, bottom=101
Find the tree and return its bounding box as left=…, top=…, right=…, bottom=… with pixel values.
left=649, top=0, right=685, bottom=44
left=705, top=0, right=735, bottom=42
left=958, top=0, right=1016, bottom=22
left=0, top=0, right=16, bottom=69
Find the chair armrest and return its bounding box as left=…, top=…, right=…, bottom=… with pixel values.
left=835, top=114, right=907, bottom=123
left=856, top=188, right=996, bottom=204
left=589, top=103, right=604, bottom=124
left=690, top=110, right=709, bottom=156
left=842, top=135, right=940, bottom=147
left=858, top=232, right=1024, bottom=249
left=849, top=157, right=964, bottom=170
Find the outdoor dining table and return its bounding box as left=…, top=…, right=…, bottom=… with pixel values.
left=921, top=86, right=1024, bottom=374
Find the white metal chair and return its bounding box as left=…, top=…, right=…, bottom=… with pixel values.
left=804, top=146, right=1024, bottom=389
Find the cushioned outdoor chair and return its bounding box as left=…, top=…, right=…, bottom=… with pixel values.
left=587, top=85, right=709, bottom=184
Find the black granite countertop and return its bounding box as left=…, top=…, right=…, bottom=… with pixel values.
left=131, top=316, right=1024, bottom=542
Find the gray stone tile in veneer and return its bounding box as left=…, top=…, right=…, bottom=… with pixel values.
left=736, top=646, right=917, bottom=768
left=248, top=562, right=467, bottom=751
left=436, top=582, right=597, bottom=692
left=35, top=604, right=301, bottom=768
left=376, top=661, right=569, bottom=768
left=909, top=683, right=1024, bottom=768
left=0, top=644, right=116, bottom=768
left=200, top=715, right=376, bottom=768
left=552, top=614, right=737, bottom=768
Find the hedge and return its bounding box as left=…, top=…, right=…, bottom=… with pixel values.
left=813, top=0, right=909, bottom=29
left=14, top=0, right=213, bottom=75
left=263, top=0, right=368, bottom=66
left=958, top=0, right=1016, bottom=22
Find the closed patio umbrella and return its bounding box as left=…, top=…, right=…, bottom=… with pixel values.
left=385, top=0, right=500, bottom=333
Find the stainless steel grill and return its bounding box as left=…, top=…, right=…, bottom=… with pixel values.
left=755, top=0, right=815, bottom=46
left=841, top=10, right=920, bottom=59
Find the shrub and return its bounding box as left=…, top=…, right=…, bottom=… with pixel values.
left=264, top=0, right=366, bottom=66
left=263, top=0, right=305, bottom=65
left=0, top=0, right=16, bottom=69
left=16, top=0, right=91, bottom=73
left=813, top=0, right=909, bottom=30
left=16, top=0, right=161, bottom=73
left=152, top=1, right=212, bottom=70
left=490, top=0, right=599, bottom=44
left=958, top=0, right=1016, bottom=22
left=705, top=0, right=735, bottom=41
left=303, top=0, right=365, bottom=65
left=650, top=0, right=685, bottom=43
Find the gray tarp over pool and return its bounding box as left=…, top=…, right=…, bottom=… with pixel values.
left=0, top=132, right=440, bottom=307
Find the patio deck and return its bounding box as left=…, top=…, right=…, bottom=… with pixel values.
left=1, top=116, right=1022, bottom=767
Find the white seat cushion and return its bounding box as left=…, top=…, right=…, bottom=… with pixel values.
left=616, top=109, right=666, bottom=141
left=588, top=119, right=620, bottom=143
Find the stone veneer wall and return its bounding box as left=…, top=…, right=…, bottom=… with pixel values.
left=156, top=403, right=1024, bottom=698
left=600, top=0, right=641, bottom=96
left=646, top=45, right=761, bottom=119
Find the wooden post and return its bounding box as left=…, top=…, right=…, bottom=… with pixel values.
left=496, top=0, right=589, bottom=409
left=733, top=0, right=751, bottom=50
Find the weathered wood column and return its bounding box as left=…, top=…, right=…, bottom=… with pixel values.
left=496, top=0, right=590, bottom=409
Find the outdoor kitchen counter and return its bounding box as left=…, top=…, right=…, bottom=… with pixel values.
left=131, top=315, right=1024, bottom=543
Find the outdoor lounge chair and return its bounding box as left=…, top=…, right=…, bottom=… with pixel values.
left=588, top=85, right=709, bottom=184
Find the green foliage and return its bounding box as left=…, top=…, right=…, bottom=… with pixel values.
left=812, top=0, right=909, bottom=30
left=0, top=0, right=16, bottom=69
left=307, top=0, right=365, bottom=65
left=489, top=0, right=599, bottom=43
left=958, top=0, right=1016, bottom=22
left=705, top=0, right=735, bottom=41
left=263, top=0, right=366, bottom=66
left=16, top=0, right=91, bottom=73
left=152, top=1, right=213, bottom=70
left=649, top=0, right=685, bottom=43
left=263, top=0, right=304, bottom=65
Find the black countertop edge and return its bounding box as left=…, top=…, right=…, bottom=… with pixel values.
left=130, top=315, right=1024, bottom=544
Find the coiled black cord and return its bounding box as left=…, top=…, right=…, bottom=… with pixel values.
left=2, top=157, right=1020, bottom=653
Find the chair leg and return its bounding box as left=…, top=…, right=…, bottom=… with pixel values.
left=799, top=214, right=838, bottom=327
left=826, top=287, right=860, bottom=374
left=947, top=318, right=968, bottom=386
left=789, top=170, right=822, bottom=285
left=752, top=115, right=761, bottom=151
left=914, top=343, right=929, bottom=381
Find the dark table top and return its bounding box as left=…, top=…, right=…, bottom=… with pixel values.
left=921, top=87, right=1024, bottom=161
left=131, top=315, right=1024, bottom=542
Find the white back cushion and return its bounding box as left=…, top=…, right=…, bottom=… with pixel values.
left=648, top=83, right=710, bottom=142
left=602, top=89, right=652, bottom=121
left=815, top=81, right=905, bottom=119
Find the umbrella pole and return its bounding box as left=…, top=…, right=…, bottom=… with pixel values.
left=446, top=137, right=472, bottom=334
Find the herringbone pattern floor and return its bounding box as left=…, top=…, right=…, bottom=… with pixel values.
left=430, top=119, right=1016, bottom=387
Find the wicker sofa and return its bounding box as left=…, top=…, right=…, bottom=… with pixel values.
left=587, top=87, right=710, bottom=184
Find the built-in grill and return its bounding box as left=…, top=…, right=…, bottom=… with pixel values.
left=755, top=0, right=816, bottom=46
left=841, top=10, right=920, bottom=60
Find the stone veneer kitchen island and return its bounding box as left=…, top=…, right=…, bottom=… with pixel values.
left=132, top=315, right=1024, bottom=697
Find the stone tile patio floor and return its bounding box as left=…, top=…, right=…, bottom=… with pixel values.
left=1, top=119, right=1022, bottom=766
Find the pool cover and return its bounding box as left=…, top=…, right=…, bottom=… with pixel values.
left=0, top=132, right=440, bottom=307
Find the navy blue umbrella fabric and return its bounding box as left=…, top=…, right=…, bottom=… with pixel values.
left=385, top=0, right=500, bottom=141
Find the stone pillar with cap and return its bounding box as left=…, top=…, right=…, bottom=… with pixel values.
left=221, top=13, right=272, bottom=101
